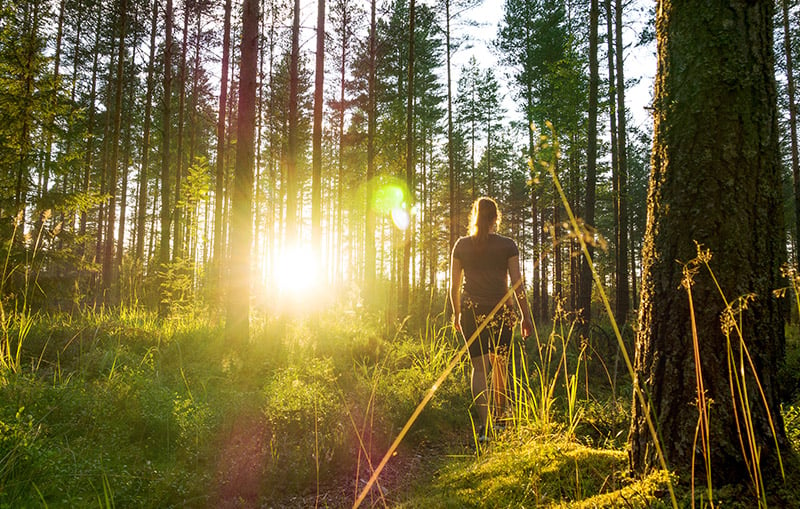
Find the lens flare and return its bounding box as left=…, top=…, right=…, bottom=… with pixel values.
left=391, top=207, right=410, bottom=230
left=373, top=182, right=406, bottom=214
left=371, top=178, right=417, bottom=230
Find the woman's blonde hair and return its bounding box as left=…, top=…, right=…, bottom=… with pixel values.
left=468, top=197, right=500, bottom=243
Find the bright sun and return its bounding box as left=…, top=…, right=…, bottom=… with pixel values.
left=273, top=246, right=320, bottom=300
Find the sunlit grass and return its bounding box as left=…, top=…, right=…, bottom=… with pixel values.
left=397, top=431, right=673, bottom=508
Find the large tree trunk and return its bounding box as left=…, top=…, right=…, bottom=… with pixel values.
left=629, top=0, right=789, bottom=490
left=227, top=0, right=259, bottom=344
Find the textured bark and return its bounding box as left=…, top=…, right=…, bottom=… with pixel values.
left=629, top=0, right=788, bottom=487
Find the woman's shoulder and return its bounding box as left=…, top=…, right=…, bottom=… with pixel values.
left=489, top=233, right=517, bottom=245
left=489, top=233, right=520, bottom=254
left=452, top=235, right=471, bottom=253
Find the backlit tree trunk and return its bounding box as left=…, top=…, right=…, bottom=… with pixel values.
left=401, top=0, right=415, bottom=316
left=629, top=0, right=789, bottom=489
left=135, top=0, right=158, bottom=266
left=227, top=0, right=259, bottom=344
left=312, top=0, right=325, bottom=258
left=286, top=0, right=300, bottom=244
left=101, top=0, right=127, bottom=300
left=158, top=0, right=174, bottom=314
left=365, top=0, right=377, bottom=300
left=212, top=0, right=232, bottom=295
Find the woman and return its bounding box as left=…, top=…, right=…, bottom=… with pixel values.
left=449, top=197, right=533, bottom=440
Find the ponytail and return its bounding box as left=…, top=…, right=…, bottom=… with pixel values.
left=468, top=197, right=500, bottom=243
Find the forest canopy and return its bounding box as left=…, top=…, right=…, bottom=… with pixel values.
left=0, top=0, right=661, bottom=324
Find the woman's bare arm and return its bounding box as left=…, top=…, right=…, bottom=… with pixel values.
left=450, top=257, right=463, bottom=332
left=508, top=255, right=533, bottom=338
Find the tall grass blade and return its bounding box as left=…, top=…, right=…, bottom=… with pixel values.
left=352, top=280, right=521, bottom=509
left=540, top=121, right=678, bottom=508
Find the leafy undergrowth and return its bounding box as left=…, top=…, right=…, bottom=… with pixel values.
left=0, top=307, right=471, bottom=507
left=0, top=307, right=798, bottom=507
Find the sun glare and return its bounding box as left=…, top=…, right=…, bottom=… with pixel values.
left=274, top=246, right=320, bottom=300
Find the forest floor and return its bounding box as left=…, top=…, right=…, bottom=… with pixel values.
left=1, top=308, right=799, bottom=507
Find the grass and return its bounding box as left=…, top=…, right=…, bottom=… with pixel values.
left=397, top=432, right=673, bottom=508
left=1, top=218, right=799, bottom=507
left=0, top=296, right=670, bottom=508
left=0, top=305, right=471, bottom=507
left=0, top=296, right=798, bottom=507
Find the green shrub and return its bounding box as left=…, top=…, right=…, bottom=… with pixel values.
left=785, top=404, right=800, bottom=453
left=262, top=357, right=349, bottom=493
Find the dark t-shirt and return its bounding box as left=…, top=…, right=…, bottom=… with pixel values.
left=452, top=233, right=519, bottom=306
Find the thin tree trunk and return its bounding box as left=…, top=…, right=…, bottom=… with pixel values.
left=605, top=0, right=621, bottom=318
left=578, top=0, right=599, bottom=329
left=159, top=0, right=174, bottom=314
left=286, top=0, right=300, bottom=244
left=312, top=0, right=325, bottom=258
left=213, top=0, right=232, bottom=296
left=173, top=6, right=189, bottom=261
left=43, top=0, right=66, bottom=197
left=401, top=0, right=416, bottom=316
left=782, top=0, right=800, bottom=258
left=365, top=0, right=377, bottom=298
left=116, top=118, right=132, bottom=278
left=445, top=0, right=457, bottom=255
left=336, top=1, right=348, bottom=286
left=614, top=0, right=630, bottom=322
left=102, top=0, right=128, bottom=301
left=81, top=1, right=103, bottom=244
left=227, top=0, right=259, bottom=344
left=135, top=0, right=158, bottom=265
left=553, top=159, right=562, bottom=304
